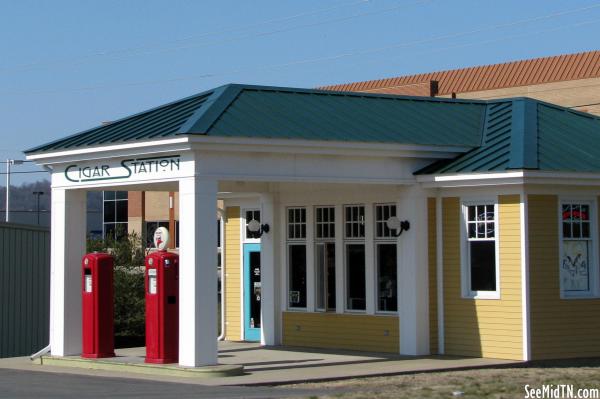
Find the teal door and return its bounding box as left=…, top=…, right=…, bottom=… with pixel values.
left=243, top=244, right=261, bottom=341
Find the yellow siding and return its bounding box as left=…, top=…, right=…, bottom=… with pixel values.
left=282, top=312, right=399, bottom=353
left=224, top=207, right=241, bottom=340
left=528, top=195, right=600, bottom=359
left=428, top=197, right=439, bottom=354
left=443, top=195, right=524, bottom=360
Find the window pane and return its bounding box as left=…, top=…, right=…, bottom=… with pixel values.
left=346, top=244, right=366, bottom=310
left=562, top=204, right=571, bottom=221
left=289, top=245, right=307, bottom=308
left=377, top=244, right=397, bottom=312
left=116, top=191, right=128, bottom=200
left=582, top=222, right=590, bottom=238
left=563, top=222, right=572, bottom=238
left=573, top=223, right=581, bottom=238
left=468, top=206, right=475, bottom=221
left=561, top=240, right=590, bottom=292
left=103, top=191, right=115, bottom=201
left=104, top=223, right=115, bottom=240
left=468, top=223, right=476, bottom=238
left=316, top=244, right=326, bottom=310
left=103, top=201, right=115, bottom=223
left=487, top=222, right=495, bottom=238
left=316, top=243, right=336, bottom=311
left=572, top=205, right=581, bottom=221
left=116, top=200, right=128, bottom=222
left=470, top=241, right=496, bottom=291
left=581, top=205, right=590, bottom=221
left=326, top=243, right=336, bottom=310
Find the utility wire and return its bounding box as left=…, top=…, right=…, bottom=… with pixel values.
left=0, top=171, right=48, bottom=175
left=3, top=2, right=600, bottom=95
left=0, top=0, right=400, bottom=73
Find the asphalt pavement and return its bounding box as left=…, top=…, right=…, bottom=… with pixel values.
left=0, top=368, right=331, bottom=399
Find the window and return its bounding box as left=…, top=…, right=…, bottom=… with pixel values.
left=375, top=203, right=397, bottom=239
left=103, top=191, right=128, bottom=240
left=245, top=210, right=261, bottom=240
left=375, top=204, right=397, bottom=312
left=463, top=203, right=498, bottom=297
left=315, top=206, right=335, bottom=311
left=344, top=205, right=366, bottom=311
left=345, top=205, right=365, bottom=239
left=288, top=207, right=306, bottom=240
left=288, top=208, right=307, bottom=308
left=560, top=201, right=598, bottom=297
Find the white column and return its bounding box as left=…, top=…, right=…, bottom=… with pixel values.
left=364, top=204, right=375, bottom=315
left=397, top=186, right=430, bottom=355
left=334, top=205, right=344, bottom=313
left=260, top=193, right=278, bottom=345
left=179, top=177, right=218, bottom=367
left=305, top=206, right=315, bottom=312
left=50, top=188, right=86, bottom=356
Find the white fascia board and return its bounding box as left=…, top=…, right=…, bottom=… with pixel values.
left=26, top=137, right=191, bottom=163
left=188, top=135, right=471, bottom=159
left=418, top=170, right=600, bottom=188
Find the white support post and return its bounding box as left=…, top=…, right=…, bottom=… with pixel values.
left=334, top=205, right=344, bottom=314
left=260, top=193, right=278, bottom=345
left=305, top=206, right=315, bottom=312
left=50, top=188, right=86, bottom=356
left=397, top=186, right=430, bottom=355
left=364, top=204, right=375, bottom=315
left=178, top=177, right=218, bottom=367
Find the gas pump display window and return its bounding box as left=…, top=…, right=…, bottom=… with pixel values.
left=148, top=269, right=157, bottom=294
left=84, top=269, right=92, bottom=293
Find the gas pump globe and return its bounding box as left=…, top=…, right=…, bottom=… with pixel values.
left=153, top=226, right=169, bottom=250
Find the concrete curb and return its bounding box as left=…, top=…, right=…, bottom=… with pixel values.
left=35, top=356, right=244, bottom=378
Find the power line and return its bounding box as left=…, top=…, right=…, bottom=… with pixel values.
left=0, top=0, right=397, bottom=73
left=0, top=171, right=48, bottom=175
left=3, top=2, right=600, bottom=96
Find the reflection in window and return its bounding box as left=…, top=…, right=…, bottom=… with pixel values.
left=316, top=242, right=336, bottom=311
left=376, top=243, right=397, bottom=312
left=245, top=210, right=261, bottom=239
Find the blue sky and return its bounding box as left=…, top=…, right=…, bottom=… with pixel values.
left=2, top=0, right=600, bottom=183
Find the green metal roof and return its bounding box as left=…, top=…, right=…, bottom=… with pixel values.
left=25, top=84, right=600, bottom=176
left=416, top=98, right=600, bottom=175
left=25, top=84, right=487, bottom=154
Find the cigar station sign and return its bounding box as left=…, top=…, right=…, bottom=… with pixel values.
left=56, top=154, right=188, bottom=186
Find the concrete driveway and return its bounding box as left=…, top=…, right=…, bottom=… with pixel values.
left=0, top=341, right=519, bottom=387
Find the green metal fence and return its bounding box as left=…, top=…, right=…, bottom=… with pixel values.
left=0, top=222, right=50, bottom=358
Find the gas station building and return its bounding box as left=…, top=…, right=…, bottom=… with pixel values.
left=26, top=83, right=600, bottom=367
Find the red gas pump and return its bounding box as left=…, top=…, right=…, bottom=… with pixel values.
left=81, top=253, right=115, bottom=358
left=145, top=227, right=179, bottom=364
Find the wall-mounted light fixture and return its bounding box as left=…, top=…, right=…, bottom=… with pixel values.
left=247, top=219, right=270, bottom=237
left=386, top=216, right=410, bottom=237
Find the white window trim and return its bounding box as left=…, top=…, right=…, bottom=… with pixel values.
left=460, top=199, right=501, bottom=300
left=558, top=197, right=600, bottom=299
left=242, top=208, right=261, bottom=243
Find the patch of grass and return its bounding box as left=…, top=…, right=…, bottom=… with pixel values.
left=288, top=361, right=600, bottom=399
